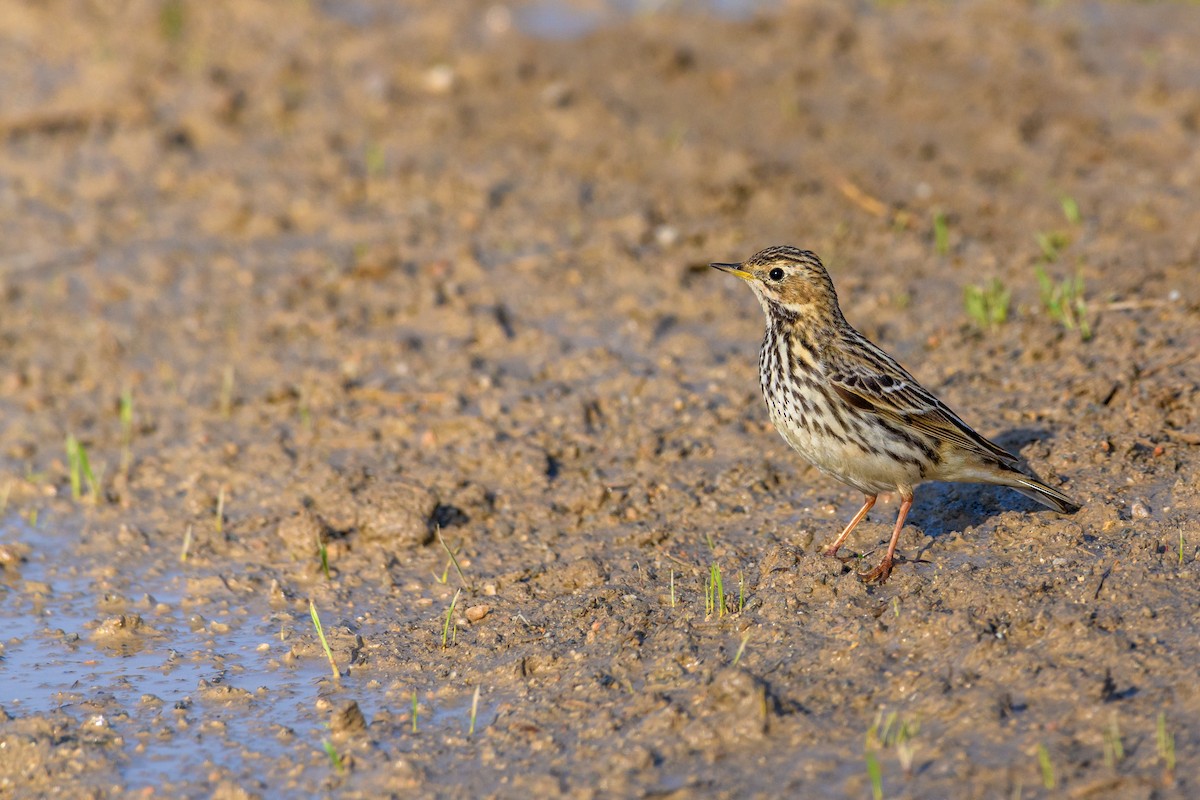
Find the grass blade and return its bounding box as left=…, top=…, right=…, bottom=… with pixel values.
left=468, top=684, right=481, bottom=736
left=442, top=588, right=462, bottom=649
left=309, top=598, right=340, bottom=682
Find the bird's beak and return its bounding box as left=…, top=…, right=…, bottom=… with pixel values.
left=710, top=262, right=754, bottom=281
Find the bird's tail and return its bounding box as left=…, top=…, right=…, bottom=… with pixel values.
left=1002, top=474, right=1080, bottom=514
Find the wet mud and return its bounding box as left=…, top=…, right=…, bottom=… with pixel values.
left=1, top=1, right=1199, bottom=796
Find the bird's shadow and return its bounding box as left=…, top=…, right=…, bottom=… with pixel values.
left=906, top=427, right=1065, bottom=539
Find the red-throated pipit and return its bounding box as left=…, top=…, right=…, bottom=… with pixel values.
left=712, top=245, right=1079, bottom=583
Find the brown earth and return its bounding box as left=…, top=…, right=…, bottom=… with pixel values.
left=1, top=0, right=1198, bottom=797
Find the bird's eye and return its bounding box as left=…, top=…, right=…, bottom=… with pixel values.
left=768, top=268, right=785, bottom=281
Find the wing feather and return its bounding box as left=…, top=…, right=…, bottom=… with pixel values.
left=828, top=354, right=1019, bottom=467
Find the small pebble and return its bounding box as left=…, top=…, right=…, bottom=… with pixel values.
left=484, top=5, right=513, bottom=36
left=1131, top=500, right=1151, bottom=519
left=424, top=64, right=456, bottom=94
left=0, top=543, right=28, bottom=566
left=466, top=604, right=490, bottom=623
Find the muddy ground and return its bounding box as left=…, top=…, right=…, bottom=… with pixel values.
left=1, top=0, right=1199, bottom=796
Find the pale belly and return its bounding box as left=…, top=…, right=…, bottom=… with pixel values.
left=763, top=386, right=926, bottom=496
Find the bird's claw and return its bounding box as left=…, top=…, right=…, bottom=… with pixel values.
left=857, top=555, right=896, bottom=584
left=855, top=553, right=929, bottom=583
left=822, top=546, right=850, bottom=562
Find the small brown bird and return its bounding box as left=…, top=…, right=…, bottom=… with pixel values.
left=712, top=245, right=1079, bottom=582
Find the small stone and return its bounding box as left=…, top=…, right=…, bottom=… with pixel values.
left=466, top=604, right=491, bottom=623
left=484, top=5, right=513, bottom=36
left=0, top=542, right=30, bottom=566
left=1131, top=500, right=1151, bottom=519
left=424, top=65, right=456, bottom=94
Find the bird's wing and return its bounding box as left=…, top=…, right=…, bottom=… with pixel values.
left=827, top=354, right=1019, bottom=467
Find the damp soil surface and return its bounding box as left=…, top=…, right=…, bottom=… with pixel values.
left=2, top=1, right=1199, bottom=797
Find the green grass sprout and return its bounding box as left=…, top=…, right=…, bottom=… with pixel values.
left=309, top=598, right=340, bottom=682
left=119, top=388, right=134, bottom=477
left=322, top=739, right=345, bottom=773
left=1035, top=231, right=1070, bottom=262
left=933, top=211, right=949, bottom=256
left=732, top=631, right=750, bottom=666
left=1157, top=712, right=1175, bottom=774
left=214, top=486, right=226, bottom=534
left=160, top=0, right=185, bottom=41
left=964, top=278, right=1011, bottom=331
left=894, top=720, right=919, bottom=777
left=1061, top=195, right=1081, bottom=225
left=180, top=524, right=193, bottom=563
left=1035, top=265, right=1092, bottom=340
left=317, top=528, right=331, bottom=579
left=365, top=142, right=387, bottom=179
left=877, top=711, right=920, bottom=776
left=1036, top=743, right=1055, bottom=790
left=706, top=563, right=727, bottom=619
left=66, top=434, right=97, bottom=502
left=442, top=588, right=462, bottom=648
left=1103, top=712, right=1124, bottom=767
left=436, top=528, right=471, bottom=590
left=220, top=365, right=235, bottom=418
left=865, top=747, right=883, bottom=800
left=468, top=685, right=481, bottom=736
left=865, top=710, right=922, bottom=787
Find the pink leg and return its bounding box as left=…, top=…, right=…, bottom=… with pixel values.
left=823, top=495, right=877, bottom=558
left=859, top=493, right=914, bottom=584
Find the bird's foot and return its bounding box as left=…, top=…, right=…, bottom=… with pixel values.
left=856, top=553, right=930, bottom=583
left=857, top=555, right=896, bottom=584
left=822, top=544, right=849, bottom=561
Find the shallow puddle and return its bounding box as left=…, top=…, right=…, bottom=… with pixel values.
left=1, top=516, right=348, bottom=790
left=510, top=0, right=779, bottom=40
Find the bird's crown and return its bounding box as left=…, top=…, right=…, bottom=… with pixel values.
left=712, top=245, right=841, bottom=320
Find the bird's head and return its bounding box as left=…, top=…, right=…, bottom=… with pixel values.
left=711, top=246, right=842, bottom=322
